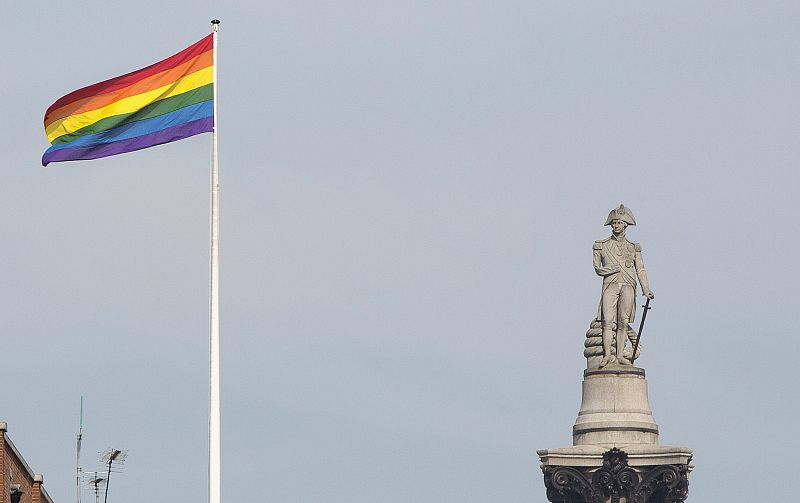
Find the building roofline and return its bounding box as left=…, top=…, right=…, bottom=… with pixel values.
left=2, top=424, right=55, bottom=503
left=3, top=433, right=37, bottom=481
left=41, top=485, right=55, bottom=503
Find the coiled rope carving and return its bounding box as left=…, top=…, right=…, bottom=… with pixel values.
left=584, top=319, right=641, bottom=360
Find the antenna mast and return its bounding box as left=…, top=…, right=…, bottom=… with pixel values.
left=100, top=448, right=127, bottom=503
left=84, top=472, right=105, bottom=503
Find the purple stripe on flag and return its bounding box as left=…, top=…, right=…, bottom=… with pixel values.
left=42, top=117, right=213, bottom=166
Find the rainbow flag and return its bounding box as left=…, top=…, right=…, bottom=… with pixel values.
left=42, top=34, right=214, bottom=166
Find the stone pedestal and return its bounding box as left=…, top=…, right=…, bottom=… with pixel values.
left=573, top=366, right=658, bottom=446
left=538, top=365, right=692, bottom=503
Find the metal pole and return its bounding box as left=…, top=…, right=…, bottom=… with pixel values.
left=76, top=397, right=83, bottom=503
left=208, top=18, right=221, bottom=503
left=103, top=459, right=112, bottom=503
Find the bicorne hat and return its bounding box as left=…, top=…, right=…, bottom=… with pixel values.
left=604, top=204, right=636, bottom=226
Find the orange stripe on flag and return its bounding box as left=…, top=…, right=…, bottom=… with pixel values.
left=45, top=49, right=213, bottom=127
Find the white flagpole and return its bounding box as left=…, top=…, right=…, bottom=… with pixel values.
left=209, top=18, right=221, bottom=503
left=76, top=396, right=83, bottom=503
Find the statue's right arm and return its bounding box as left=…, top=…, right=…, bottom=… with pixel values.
left=593, top=246, right=620, bottom=277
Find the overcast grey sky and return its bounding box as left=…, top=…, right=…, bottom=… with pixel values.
left=4, top=1, right=800, bottom=501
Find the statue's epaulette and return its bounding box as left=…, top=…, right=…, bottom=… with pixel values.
left=593, top=239, right=607, bottom=250
left=633, top=241, right=641, bottom=252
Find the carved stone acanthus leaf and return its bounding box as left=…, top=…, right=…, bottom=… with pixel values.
left=542, top=449, right=689, bottom=503
left=543, top=466, right=602, bottom=503
left=591, top=448, right=640, bottom=503
left=630, top=464, right=690, bottom=503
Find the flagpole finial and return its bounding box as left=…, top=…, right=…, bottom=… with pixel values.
left=211, top=19, right=221, bottom=25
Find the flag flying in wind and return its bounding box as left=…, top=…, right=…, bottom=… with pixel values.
left=42, top=34, right=214, bottom=166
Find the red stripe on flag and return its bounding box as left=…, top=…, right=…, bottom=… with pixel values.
left=44, top=34, right=212, bottom=124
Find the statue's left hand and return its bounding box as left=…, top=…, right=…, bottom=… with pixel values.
left=644, top=290, right=655, bottom=300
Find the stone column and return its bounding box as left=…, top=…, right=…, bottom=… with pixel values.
left=538, top=365, right=692, bottom=503
left=540, top=447, right=690, bottom=503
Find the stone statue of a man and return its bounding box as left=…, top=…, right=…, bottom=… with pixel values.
left=593, top=205, right=654, bottom=367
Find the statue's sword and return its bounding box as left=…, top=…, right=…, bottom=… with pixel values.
left=630, top=298, right=651, bottom=366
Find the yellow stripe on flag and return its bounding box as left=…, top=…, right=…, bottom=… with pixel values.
left=46, top=67, right=213, bottom=142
